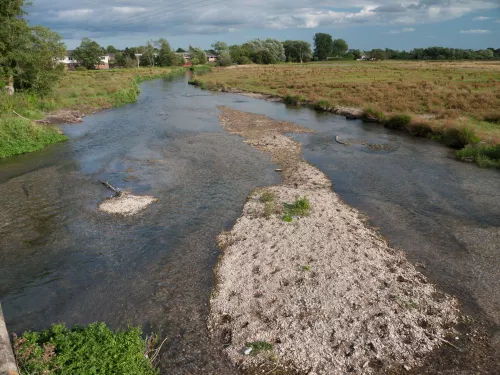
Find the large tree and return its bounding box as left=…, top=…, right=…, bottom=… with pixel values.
left=244, top=38, right=285, bottom=64
left=189, top=46, right=207, bottom=65
left=283, top=40, right=312, bottom=63
left=332, top=39, right=349, bottom=57
left=211, top=41, right=229, bottom=56
left=1, top=0, right=65, bottom=95
left=73, top=38, right=107, bottom=69
left=313, top=33, right=333, bottom=61
left=157, top=39, right=175, bottom=66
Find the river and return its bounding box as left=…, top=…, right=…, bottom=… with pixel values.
left=0, top=73, right=499, bottom=373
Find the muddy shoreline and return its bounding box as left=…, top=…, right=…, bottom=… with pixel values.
left=208, top=107, right=492, bottom=374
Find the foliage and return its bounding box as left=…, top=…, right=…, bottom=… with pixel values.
left=332, top=39, right=349, bottom=57
left=283, top=40, right=312, bottom=63
left=176, top=48, right=186, bottom=53
left=217, top=51, right=233, bottom=67
left=156, top=38, right=176, bottom=67
left=245, top=341, right=273, bottom=355
left=211, top=41, right=229, bottom=56
left=314, top=100, right=330, bottom=110
left=0, top=117, right=66, bottom=158
left=362, top=107, right=386, bottom=122
left=229, top=45, right=251, bottom=65
left=443, top=127, right=480, bottom=149
left=189, top=46, right=207, bottom=65
left=72, top=38, right=107, bottom=70
left=385, top=114, right=412, bottom=130
left=313, top=33, right=333, bottom=61
left=13, top=322, right=158, bottom=375
left=283, top=197, right=310, bottom=222
left=244, top=39, right=285, bottom=64
left=106, top=45, right=118, bottom=53
left=260, top=191, right=275, bottom=203
left=0, top=0, right=65, bottom=94
left=456, top=144, right=500, bottom=168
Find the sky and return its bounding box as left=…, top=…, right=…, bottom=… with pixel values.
left=27, top=0, right=500, bottom=50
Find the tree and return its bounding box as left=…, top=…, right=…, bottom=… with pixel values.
left=107, top=45, right=118, bottom=53
left=189, top=46, right=206, bottom=65
left=244, top=38, right=285, bottom=64
left=211, top=41, right=229, bottom=56
left=348, top=49, right=363, bottom=60
left=1, top=0, right=65, bottom=95
left=157, top=39, right=174, bottom=66
left=283, top=40, right=312, bottom=63
left=229, top=44, right=251, bottom=64
left=332, top=39, right=348, bottom=57
left=72, top=38, right=106, bottom=69
left=313, top=33, right=333, bottom=61
left=217, top=51, right=233, bottom=66
left=176, top=48, right=186, bottom=53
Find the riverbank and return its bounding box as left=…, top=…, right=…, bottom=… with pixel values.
left=0, top=67, right=184, bottom=158
left=189, top=62, right=500, bottom=168
left=209, top=106, right=463, bottom=374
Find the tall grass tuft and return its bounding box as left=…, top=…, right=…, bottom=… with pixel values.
left=443, top=126, right=480, bottom=149
left=0, top=118, right=67, bottom=158
left=385, top=114, right=412, bottom=130
left=456, top=144, right=500, bottom=168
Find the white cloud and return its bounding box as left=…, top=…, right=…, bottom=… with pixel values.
left=460, top=29, right=491, bottom=34
left=473, top=16, right=491, bottom=21
left=389, top=27, right=416, bottom=34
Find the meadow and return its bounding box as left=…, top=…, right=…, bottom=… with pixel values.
left=0, top=67, right=183, bottom=158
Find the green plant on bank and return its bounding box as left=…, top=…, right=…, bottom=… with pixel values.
left=283, top=197, right=310, bottom=222
left=314, top=100, right=330, bottom=110
left=443, top=126, right=480, bottom=149
left=13, top=323, right=159, bottom=375
left=245, top=341, right=274, bottom=355
left=385, top=114, right=412, bottom=130
left=0, top=118, right=66, bottom=158
left=190, top=65, right=212, bottom=75
left=303, top=265, right=311, bottom=271
left=284, top=94, right=306, bottom=105
left=456, top=144, right=500, bottom=168
left=362, top=107, right=386, bottom=122
left=260, top=191, right=275, bottom=203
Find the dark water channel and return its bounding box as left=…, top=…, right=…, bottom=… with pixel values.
left=1, top=74, right=499, bottom=373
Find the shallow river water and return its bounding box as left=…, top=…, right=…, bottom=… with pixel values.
left=1, top=74, right=499, bottom=373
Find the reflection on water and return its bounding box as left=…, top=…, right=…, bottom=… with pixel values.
left=1, top=74, right=499, bottom=373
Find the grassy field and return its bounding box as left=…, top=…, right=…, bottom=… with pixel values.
left=0, top=67, right=183, bottom=158
left=194, top=61, right=500, bottom=147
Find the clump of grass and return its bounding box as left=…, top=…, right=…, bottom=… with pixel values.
left=260, top=191, right=275, bottom=203
left=283, top=197, right=310, bottom=222
left=0, top=118, right=67, bottom=158
left=456, top=144, right=500, bottom=168
left=284, top=94, right=305, bottom=105
left=190, top=65, right=212, bottom=75
left=362, top=107, right=386, bottom=122
left=443, top=126, right=480, bottom=149
left=385, top=114, right=412, bottom=130
left=314, top=100, right=330, bottom=110
left=13, top=323, right=159, bottom=375
left=303, top=265, right=311, bottom=271
left=245, top=341, right=273, bottom=355
left=407, top=120, right=434, bottom=138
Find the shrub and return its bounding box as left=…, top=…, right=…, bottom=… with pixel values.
left=456, top=144, right=500, bottom=168
left=283, top=197, right=310, bottom=221
left=385, top=114, right=412, bottom=130
left=407, top=120, right=434, bottom=138
left=284, top=94, right=305, bottom=105
left=362, top=107, right=385, bottom=122
left=245, top=341, right=273, bottom=355
left=314, top=100, right=330, bottom=110
left=75, top=66, right=87, bottom=71
left=13, top=323, right=158, bottom=375
left=443, top=126, right=480, bottom=149
left=260, top=191, right=275, bottom=203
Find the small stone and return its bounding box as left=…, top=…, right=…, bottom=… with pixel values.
left=403, top=365, right=411, bottom=371
left=243, top=347, right=253, bottom=355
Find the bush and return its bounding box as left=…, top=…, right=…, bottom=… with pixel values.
left=284, top=94, right=305, bottom=105
left=362, top=107, right=385, bottom=122
left=456, top=144, right=500, bottom=168
left=283, top=197, right=310, bottom=222
left=13, top=323, right=158, bottom=375
left=314, top=100, right=330, bottom=110
left=217, top=52, right=233, bottom=67
left=407, top=120, right=434, bottom=137
left=443, top=126, right=480, bottom=149
left=75, top=66, right=87, bottom=71
left=385, top=114, right=412, bottom=130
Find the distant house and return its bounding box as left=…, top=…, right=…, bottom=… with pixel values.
left=206, top=54, right=217, bottom=62
left=58, top=51, right=111, bottom=70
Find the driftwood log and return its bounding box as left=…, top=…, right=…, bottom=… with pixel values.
left=101, top=181, right=122, bottom=197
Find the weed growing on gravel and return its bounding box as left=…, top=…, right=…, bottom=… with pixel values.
left=246, top=341, right=274, bottom=355
left=13, top=323, right=158, bottom=375
left=303, top=265, right=311, bottom=271
left=260, top=191, right=275, bottom=203
left=283, top=197, right=310, bottom=222
left=264, top=202, right=274, bottom=220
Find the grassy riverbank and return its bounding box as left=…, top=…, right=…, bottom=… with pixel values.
left=0, top=67, right=184, bottom=159
left=193, top=61, right=500, bottom=167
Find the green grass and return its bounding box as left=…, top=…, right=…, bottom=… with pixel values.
left=245, top=341, right=273, bottom=355
left=13, top=323, right=158, bottom=375
left=260, top=191, right=275, bottom=203
left=385, top=114, right=412, bottom=130
left=443, top=126, right=480, bottom=149
left=283, top=197, right=310, bottom=222
left=0, top=118, right=67, bottom=158
left=456, top=144, right=500, bottom=168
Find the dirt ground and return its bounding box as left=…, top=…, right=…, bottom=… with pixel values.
left=208, top=107, right=473, bottom=374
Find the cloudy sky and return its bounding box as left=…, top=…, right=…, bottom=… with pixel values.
left=28, top=0, right=500, bottom=50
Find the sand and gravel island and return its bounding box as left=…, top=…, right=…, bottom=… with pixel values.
left=209, top=106, right=460, bottom=374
